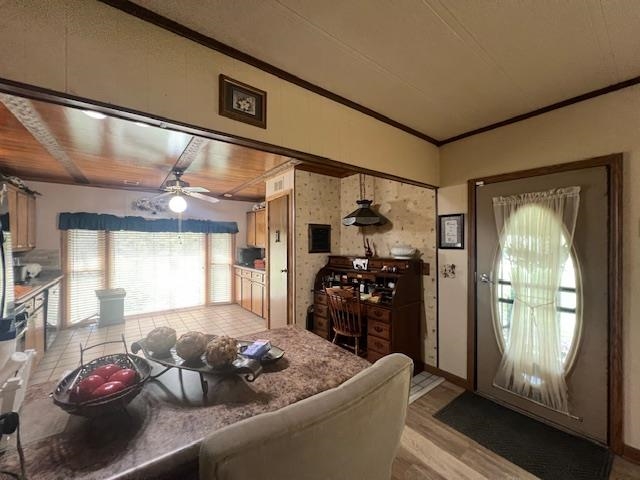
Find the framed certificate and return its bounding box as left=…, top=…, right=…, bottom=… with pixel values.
left=438, top=214, right=464, bottom=249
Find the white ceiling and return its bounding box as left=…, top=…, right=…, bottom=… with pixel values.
left=131, top=0, right=640, bottom=141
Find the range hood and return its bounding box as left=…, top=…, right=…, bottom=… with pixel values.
left=342, top=199, right=387, bottom=226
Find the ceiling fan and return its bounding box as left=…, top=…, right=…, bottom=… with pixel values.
left=155, top=169, right=219, bottom=213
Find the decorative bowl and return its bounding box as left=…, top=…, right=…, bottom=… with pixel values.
left=390, top=244, right=416, bottom=259
left=52, top=352, right=152, bottom=417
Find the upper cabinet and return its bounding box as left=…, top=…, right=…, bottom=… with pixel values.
left=246, top=209, right=266, bottom=248
left=7, top=185, right=36, bottom=252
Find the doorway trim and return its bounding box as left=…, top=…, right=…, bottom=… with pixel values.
left=467, top=154, right=623, bottom=453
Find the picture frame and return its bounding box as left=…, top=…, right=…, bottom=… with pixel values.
left=308, top=224, right=331, bottom=253
left=438, top=214, right=464, bottom=249
left=219, top=74, right=267, bottom=129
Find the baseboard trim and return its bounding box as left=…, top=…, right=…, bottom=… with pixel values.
left=424, top=364, right=471, bottom=390
left=623, top=444, right=640, bottom=464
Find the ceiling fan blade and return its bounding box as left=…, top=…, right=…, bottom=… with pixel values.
left=150, top=192, right=174, bottom=200
left=183, top=186, right=209, bottom=193
left=185, top=191, right=220, bottom=204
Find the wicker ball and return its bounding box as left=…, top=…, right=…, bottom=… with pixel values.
left=176, top=331, right=208, bottom=362
left=145, top=327, right=177, bottom=356
left=205, top=336, right=238, bottom=367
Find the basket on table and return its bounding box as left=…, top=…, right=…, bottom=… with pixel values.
left=52, top=335, right=152, bottom=417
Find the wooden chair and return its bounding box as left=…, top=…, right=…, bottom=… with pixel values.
left=325, top=287, right=365, bottom=356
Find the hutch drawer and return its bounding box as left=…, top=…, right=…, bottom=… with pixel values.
left=366, top=305, right=391, bottom=323
left=314, top=304, right=328, bottom=318
left=367, top=349, right=385, bottom=364
left=314, top=315, right=329, bottom=332
left=367, top=335, right=391, bottom=355
left=314, top=292, right=327, bottom=305
left=368, top=320, right=390, bottom=341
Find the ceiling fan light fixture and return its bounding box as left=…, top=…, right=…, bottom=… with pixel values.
left=82, top=110, right=107, bottom=120
left=169, top=194, right=187, bottom=213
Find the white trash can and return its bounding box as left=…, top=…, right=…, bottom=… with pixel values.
left=95, top=288, right=126, bottom=327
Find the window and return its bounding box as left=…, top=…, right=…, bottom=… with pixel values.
left=66, top=230, right=106, bottom=324
left=110, top=232, right=206, bottom=316
left=492, top=223, right=582, bottom=371
left=65, top=231, right=233, bottom=323
left=208, top=234, right=233, bottom=304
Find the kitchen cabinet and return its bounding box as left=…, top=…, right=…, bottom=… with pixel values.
left=46, top=282, right=60, bottom=350
left=234, top=273, right=243, bottom=304
left=254, top=209, right=266, bottom=247
left=24, top=292, right=46, bottom=366
left=15, top=275, right=63, bottom=370
left=246, top=211, right=256, bottom=246
left=241, top=277, right=252, bottom=311
left=234, top=266, right=266, bottom=318
left=6, top=185, right=36, bottom=252
left=251, top=281, right=264, bottom=317
left=27, top=194, right=36, bottom=249
left=246, top=209, right=266, bottom=248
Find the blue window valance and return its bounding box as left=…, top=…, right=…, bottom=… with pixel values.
left=58, top=212, right=239, bottom=234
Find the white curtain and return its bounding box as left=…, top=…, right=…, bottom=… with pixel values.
left=492, top=186, right=580, bottom=413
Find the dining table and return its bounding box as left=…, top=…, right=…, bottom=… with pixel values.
left=0, top=326, right=370, bottom=480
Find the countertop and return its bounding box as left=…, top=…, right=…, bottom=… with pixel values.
left=233, top=264, right=265, bottom=273
left=0, top=327, right=370, bottom=480
left=14, top=270, right=63, bottom=304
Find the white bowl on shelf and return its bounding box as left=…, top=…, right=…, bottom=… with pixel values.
left=390, top=245, right=416, bottom=259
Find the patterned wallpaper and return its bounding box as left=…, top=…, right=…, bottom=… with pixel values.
left=294, top=171, right=342, bottom=326
left=293, top=170, right=438, bottom=366
left=340, top=174, right=437, bottom=366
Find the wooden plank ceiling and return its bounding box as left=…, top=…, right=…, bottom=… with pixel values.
left=0, top=93, right=352, bottom=202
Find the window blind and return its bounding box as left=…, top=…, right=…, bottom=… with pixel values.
left=109, top=232, right=206, bottom=316
left=65, top=230, right=235, bottom=323
left=209, top=234, right=233, bottom=304
left=66, top=230, right=106, bottom=324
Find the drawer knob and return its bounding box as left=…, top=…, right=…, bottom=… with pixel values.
left=374, top=326, right=382, bottom=332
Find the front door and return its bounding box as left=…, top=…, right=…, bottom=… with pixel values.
left=268, top=194, right=289, bottom=328
left=476, top=166, right=608, bottom=443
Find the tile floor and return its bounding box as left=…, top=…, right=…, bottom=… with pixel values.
left=30, top=304, right=267, bottom=386
left=409, top=370, right=445, bottom=404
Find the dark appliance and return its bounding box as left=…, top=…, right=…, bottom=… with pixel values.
left=237, top=247, right=263, bottom=267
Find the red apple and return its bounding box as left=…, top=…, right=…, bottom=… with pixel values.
left=92, top=364, right=122, bottom=380
left=91, top=381, right=126, bottom=399
left=108, top=368, right=137, bottom=387
left=70, top=374, right=105, bottom=402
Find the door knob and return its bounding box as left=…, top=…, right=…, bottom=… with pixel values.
left=479, top=273, right=493, bottom=284
left=281, top=268, right=288, bottom=273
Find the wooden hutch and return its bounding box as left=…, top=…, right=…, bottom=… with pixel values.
left=311, top=256, right=423, bottom=373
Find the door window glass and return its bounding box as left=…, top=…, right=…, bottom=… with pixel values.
left=493, top=226, right=582, bottom=371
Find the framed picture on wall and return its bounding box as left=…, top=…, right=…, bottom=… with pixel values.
left=308, top=224, right=331, bottom=253
left=219, top=74, right=267, bottom=129
left=438, top=214, right=464, bottom=249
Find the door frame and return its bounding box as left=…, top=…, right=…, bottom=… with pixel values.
left=467, top=153, right=623, bottom=453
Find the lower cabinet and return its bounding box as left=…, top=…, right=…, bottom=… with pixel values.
left=251, top=282, right=264, bottom=317
left=234, top=267, right=266, bottom=319
left=241, top=277, right=252, bottom=311
left=23, top=292, right=46, bottom=367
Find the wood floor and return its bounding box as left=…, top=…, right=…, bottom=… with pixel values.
left=392, top=382, right=640, bottom=480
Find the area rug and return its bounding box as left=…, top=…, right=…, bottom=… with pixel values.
left=434, top=391, right=612, bottom=480
left=409, top=371, right=444, bottom=404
